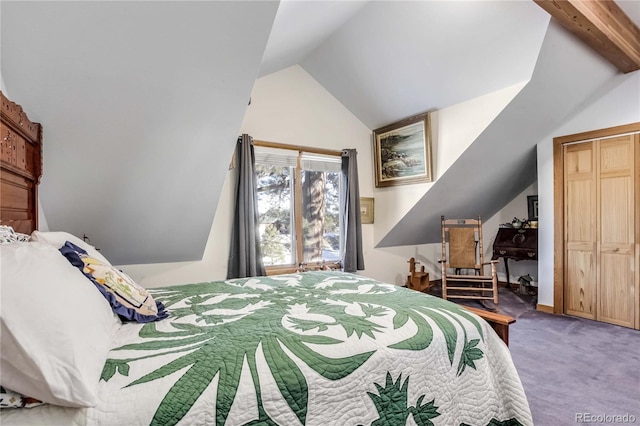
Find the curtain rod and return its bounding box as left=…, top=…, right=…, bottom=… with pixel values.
left=253, top=139, right=343, bottom=157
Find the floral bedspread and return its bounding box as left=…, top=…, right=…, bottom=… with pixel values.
left=3, top=271, right=532, bottom=426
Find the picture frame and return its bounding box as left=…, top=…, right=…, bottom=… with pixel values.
left=527, top=195, right=539, bottom=221
left=360, top=197, right=374, bottom=224
left=373, top=112, right=433, bottom=188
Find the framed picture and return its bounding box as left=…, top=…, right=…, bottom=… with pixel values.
left=527, top=195, right=539, bottom=220
left=360, top=197, right=374, bottom=224
left=373, top=112, right=433, bottom=188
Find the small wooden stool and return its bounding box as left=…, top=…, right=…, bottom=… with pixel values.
left=406, top=257, right=431, bottom=292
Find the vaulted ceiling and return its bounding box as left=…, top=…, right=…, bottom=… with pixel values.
left=262, top=0, right=639, bottom=130
left=2, top=1, right=638, bottom=263
left=269, top=0, right=551, bottom=130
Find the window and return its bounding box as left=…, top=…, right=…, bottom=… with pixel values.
left=255, top=147, right=342, bottom=268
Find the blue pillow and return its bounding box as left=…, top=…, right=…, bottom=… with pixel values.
left=59, top=241, right=168, bottom=323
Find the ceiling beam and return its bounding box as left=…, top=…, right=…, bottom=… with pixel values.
left=534, top=0, right=640, bottom=73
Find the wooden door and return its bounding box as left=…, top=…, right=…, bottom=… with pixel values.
left=564, top=142, right=597, bottom=320
left=597, top=136, right=636, bottom=328
left=555, top=124, right=640, bottom=330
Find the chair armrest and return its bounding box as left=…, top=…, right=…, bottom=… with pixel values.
left=463, top=305, right=515, bottom=325
left=481, top=260, right=499, bottom=265
left=462, top=305, right=515, bottom=346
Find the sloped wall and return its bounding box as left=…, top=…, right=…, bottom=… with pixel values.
left=2, top=1, right=279, bottom=266
left=122, top=66, right=530, bottom=287
left=378, top=21, right=618, bottom=250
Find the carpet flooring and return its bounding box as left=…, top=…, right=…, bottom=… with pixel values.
left=467, top=288, right=640, bottom=426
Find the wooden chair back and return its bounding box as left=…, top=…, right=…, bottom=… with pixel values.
left=441, top=216, right=485, bottom=274
left=440, top=215, right=499, bottom=305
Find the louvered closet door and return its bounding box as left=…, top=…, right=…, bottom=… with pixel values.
left=597, top=136, right=636, bottom=328
left=564, top=142, right=597, bottom=320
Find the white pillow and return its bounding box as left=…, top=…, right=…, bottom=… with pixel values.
left=0, top=242, right=120, bottom=407
left=30, top=230, right=111, bottom=265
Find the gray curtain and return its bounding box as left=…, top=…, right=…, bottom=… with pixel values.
left=340, top=149, right=364, bottom=272
left=227, top=134, right=266, bottom=278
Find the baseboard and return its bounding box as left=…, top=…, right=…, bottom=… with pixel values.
left=536, top=304, right=554, bottom=314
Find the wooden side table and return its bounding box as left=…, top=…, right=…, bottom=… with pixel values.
left=491, top=228, right=538, bottom=288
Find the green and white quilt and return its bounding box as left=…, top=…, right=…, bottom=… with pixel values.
left=5, top=271, right=532, bottom=426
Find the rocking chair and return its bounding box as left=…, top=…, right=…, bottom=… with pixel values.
left=439, top=216, right=498, bottom=305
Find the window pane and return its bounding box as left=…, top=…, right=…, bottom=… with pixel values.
left=256, top=164, right=293, bottom=266
left=302, top=170, right=341, bottom=263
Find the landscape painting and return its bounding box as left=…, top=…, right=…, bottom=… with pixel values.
left=373, top=112, right=433, bottom=187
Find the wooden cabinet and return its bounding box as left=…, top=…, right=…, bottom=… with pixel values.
left=562, top=132, right=638, bottom=328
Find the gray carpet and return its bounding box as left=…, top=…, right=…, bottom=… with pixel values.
left=492, top=289, right=640, bottom=426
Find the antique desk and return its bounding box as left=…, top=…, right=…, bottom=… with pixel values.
left=491, top=228, right=538, bottom=288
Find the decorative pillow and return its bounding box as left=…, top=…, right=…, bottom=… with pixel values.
left=59, top=241, right=168, bottom=323
left=30, top=230, right=111, bottom=265
left=0, top=387, right=44, bottom=409
left=0, top=241, right=121, bottom=407
left=0, top=226, right=30, bottom=244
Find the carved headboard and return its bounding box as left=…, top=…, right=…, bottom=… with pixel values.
left=0, top=91, right=42, bottom=234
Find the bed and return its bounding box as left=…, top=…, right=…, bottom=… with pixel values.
left=0, top=92, right=532, bottom=425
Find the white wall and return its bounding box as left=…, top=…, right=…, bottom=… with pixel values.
left=482, top=183, right=538, bottom=284
left=121, top=65, right=530, bottom=288
left=372, top=81, right=527, bottom=245
left=365, top=182, right=539, bottom=287
left=37, top=201, right=49, bottom=231
left=122, top=65, right=372, bottom=286
left=1, top=74, right=7, bottom=94
left=536, top=70, right=640, bottom=307
left=367, top=81, right=527, bottom=285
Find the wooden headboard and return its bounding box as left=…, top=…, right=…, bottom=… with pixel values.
left=0, top=91, right=42, bottom=234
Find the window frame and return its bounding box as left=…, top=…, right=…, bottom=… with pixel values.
left=253, top=140, right=343, bottom=274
